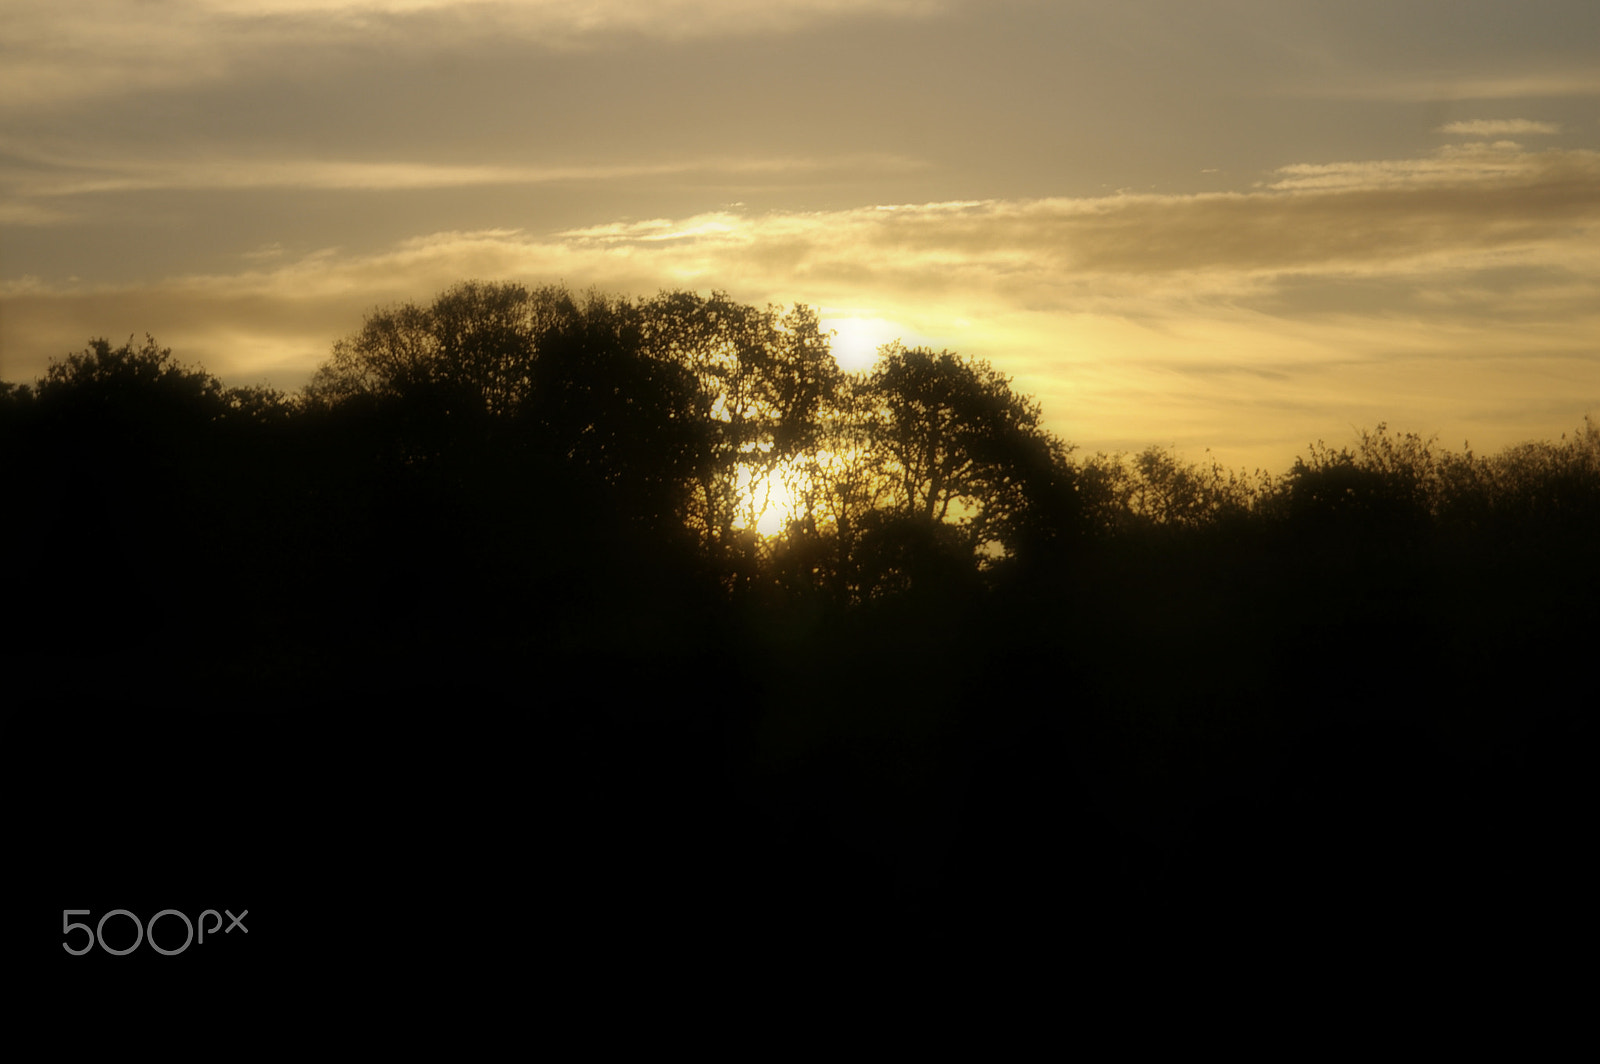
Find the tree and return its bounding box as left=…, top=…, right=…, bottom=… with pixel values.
left=765, top=371, right=893, bottom=605
left=305, top=280, right=563, bottom=417
left=863, top=345, right=1067, bottom=563
left=0, top=381, right=36, bottom=468
left=1436, top=415, right=1600, bottom=542
left=637, top=291, right=839, bottom=566
left=301, top=281, right=715, bottom=578
left=1282, top=424, right=1440, bottom=546
left=17, top=337, right=276, bottom=645
left=0, top=380, right=34, bottom=413
left=37, top=334, right=227, bottom=423
left=521, top=291, right=705, bottom=534
left=30, top=334, right=241, bottom=502
left=1074, top=445, right=1275, bottom=538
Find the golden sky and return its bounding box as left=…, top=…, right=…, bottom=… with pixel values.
left=3, top=0, right=1597, bottom=471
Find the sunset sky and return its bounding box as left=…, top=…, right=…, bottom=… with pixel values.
left=3, top=0, right=1597, bottom=472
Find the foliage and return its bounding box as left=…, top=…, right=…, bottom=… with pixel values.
left=1435, top=414, right=1600, bottom=540
left=863, top=344, right=1070, bottom=563
left=0, top=380, right=34, bottom=410
left=7, top=285, right=1595, bottom=621
left=304, top=282, right=710, bottom=539
left=638, top=291, right=839, bottom=558
left=1077, top=445, right=1276, bottom=536
left=34, top=334, right=294, bottom=440
left=0, top=381, right=36, bottom=460
left=1281, top=423, right=1438, bottom=541
left=38, top=335, right=227, bottom=425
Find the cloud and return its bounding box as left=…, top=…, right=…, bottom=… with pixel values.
left=5, top=145, right=1597, bottom=472
left=1306, top=71, right=1600, bottom=102
left=13, top=146, right=1597, bottom=312
left=0, top=201, right=74, bottom=226
left=190, top=0, right=948, bottom=34
left=1438, top=119, right=1562, bottom=137
left=0, top=0, right=947, bottom=109
left=1264, top=142, right=1589, bottom=191
left=11, top=152, right=924, bottom=198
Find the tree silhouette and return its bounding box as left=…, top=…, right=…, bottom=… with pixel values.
left=37, top=334, right=229, bottom=430
left=1436, top=416, right=1600, bottom=544
left=305, top=282, right=708, bottom=532
left=1283, top=424, right=1439, bottom=548
left=307, top=281, right=552, bottom=415
left=864, top=344, right=1069, bottom=565
left=638, top=291, right=839, bottom=569
left=14, top=336, right=256, bottom=649
left=770, top=371, right=893, bottom=604
left=6, top=290, right=1594, bottom=976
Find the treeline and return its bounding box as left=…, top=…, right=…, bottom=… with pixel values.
left=7, top=278, right=1596, bottom=766
left=5, top=281, right=1596, bottom=703
left=9, top=280, right=1595, bottom=970
left=6, top=281, right=1595, bottom=608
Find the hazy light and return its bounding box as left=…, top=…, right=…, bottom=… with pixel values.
left=754, top=504, right=789, bottom=538
left=822, top=313, right=906, bottom=372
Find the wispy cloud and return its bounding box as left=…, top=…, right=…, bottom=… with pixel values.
left=1, top=0, right=948, bottom=109
left=11, top=152, right=923, bottom=199
left=1307, top=71, right=1600, bottom=102
left=0, top=200, right=74, bottom=226
left=1264, top=142, right=1589, bottom=191
left=1439, top=119, right=1562, bottom=136
left=5, top=145, right=1596, bottom=470
left=189, top=0, right=949, bottom=34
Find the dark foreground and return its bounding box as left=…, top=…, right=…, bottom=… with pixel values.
left=13, top=533, right=1591, bottom=1014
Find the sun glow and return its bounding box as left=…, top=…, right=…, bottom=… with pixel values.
left=753, top=498, right=791, bottom=538
left=732, top=456, right=833, bottom=539
left=823, top=314, right=904, bottom=373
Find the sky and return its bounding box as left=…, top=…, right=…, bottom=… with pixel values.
left=3, top=0, right=1597, bottom=473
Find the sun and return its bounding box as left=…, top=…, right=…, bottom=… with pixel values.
left=726, top=460, right=802, bottom=539
left=823, top=313, right=902, bottom=373
left=754, top=499, right=790, bottom=538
